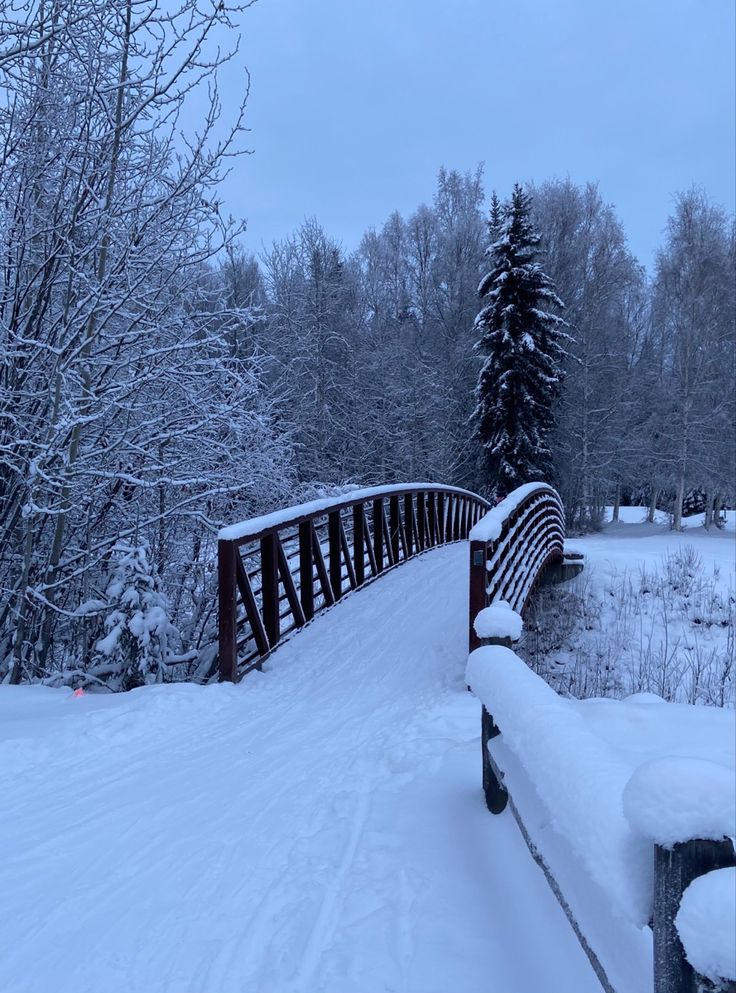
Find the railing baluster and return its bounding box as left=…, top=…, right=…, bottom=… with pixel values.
left=427, top=492, right=436, bottom=546
left=235, top=554, right=270, bottom=659
left=404, top=493, right=414, bottom=558
left=299, top=521, right=315, bottom=621
left=312, top=527, right=335, bottom=608
left=417, top=492, right=426, bottom=550
left=260, top=533, right=280, bottom=648
left=278, top=540, right=305, bottom=628
left=340, top=521, right=357, bottom=589
left=390, top=494, right=401, bottom=562
left=353, top=504, right=365, bottom=586
left=382, top=504, right=395, bottom=566
left=373, top=498, right=384, bottom=573
left=328, top=510, right=342, bottom=600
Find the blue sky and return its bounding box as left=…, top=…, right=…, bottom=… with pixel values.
left=217, top=0, right=735, bottom=270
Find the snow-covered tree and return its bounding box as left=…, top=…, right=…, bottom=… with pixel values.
left=530, top=180, right=647, bottom=528
left=472, top=184, right=567, bottom=497
left=94, top=542, right=181, bottom=690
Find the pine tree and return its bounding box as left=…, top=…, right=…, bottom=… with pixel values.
left=94, top=541, right=180, bottom=691
left=472, top=184, right=567, bottom=497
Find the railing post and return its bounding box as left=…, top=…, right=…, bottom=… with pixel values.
left=404, top=493, right=414, bottom=557
left=469, top=538, right=487, bottom=653
left=437, top=492, right=445, bottom=544
left=427, top=492, right=436, bottom=546
left=417, top=492, right=426, bottom=550
left=389, top=494, right=401, bottom=562
left=218, top=539, right=238, bottom=682
left=328, top=510, right=342, bottom=599
left=353, top=504, right=365, bottom=586
left=653, top=837, right=736, bottom=993
left=299, top=521, right=314, bottom=621
left=260, top=532, right=279, bottom=650
left=373, top=498, right=384, bottom=573
left=481, top=705, right=508, bottom=813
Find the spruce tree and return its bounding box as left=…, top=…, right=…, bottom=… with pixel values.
left=472, top=184, right=567, bottom=497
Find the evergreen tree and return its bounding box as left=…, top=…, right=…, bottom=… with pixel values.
left=472, top=184, right=567, bottom=497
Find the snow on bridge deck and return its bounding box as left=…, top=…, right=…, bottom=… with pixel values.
left=0, top=544, right=602, bottom=993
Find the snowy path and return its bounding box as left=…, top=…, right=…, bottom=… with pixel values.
left=1, top=545, right=602, bottom=993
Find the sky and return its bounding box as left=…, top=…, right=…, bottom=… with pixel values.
left=215, top=0, right=735, bottom=271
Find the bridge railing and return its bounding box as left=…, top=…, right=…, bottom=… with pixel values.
left=218, top=484, right=490, bottom=682
left=468, top=482, right=565, bottom=652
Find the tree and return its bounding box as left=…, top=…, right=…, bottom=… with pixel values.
left=0, top=0, right=294, bottom=687
left=531, top=180, right=646, bottom=528
left=472, top=184, right=567, bottom=497
left=650, top=189, right=735, bottom=529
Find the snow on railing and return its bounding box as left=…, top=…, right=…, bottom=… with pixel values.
left=466, top=643, right=736, bottom=993
left=217, top=484, right=490, bottom=681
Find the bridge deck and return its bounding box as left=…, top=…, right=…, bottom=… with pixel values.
left=1, top=545, right=601, bottom=993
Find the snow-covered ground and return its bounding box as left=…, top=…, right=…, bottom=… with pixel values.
left=525, top=508, right=735, bottom=705
left=0, top=545, right=602, bottom=993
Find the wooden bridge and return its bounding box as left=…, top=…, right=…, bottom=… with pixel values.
left=217, top=481, right=565, bottom=682
left=214, top=481, right=730, bottom=993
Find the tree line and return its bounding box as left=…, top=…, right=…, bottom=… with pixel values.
left=1, top=0, right=733, bottom=688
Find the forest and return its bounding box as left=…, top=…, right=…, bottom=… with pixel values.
left=1, top=0, right=734, bottom=689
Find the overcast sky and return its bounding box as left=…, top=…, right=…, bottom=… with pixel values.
left=217, top=0, right=735, bottom=271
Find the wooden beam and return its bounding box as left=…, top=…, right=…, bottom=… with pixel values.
left=218, top=540, right=237, bottom=682
left=299, top=520, right=315, bottom=621
left=260, top=533, right=280, bottom=648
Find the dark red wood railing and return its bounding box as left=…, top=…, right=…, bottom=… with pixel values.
left=218, top=484, right=491, bottom=682
left=468, top=483, right=565, bottom=652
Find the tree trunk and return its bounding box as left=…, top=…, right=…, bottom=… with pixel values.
left=703, top=492, right=713, bottom=530
left=673, top=473, right=685, bottom=531
left=714, top=493, right=724, bottom=528
left=647, top=487, right=658, bottom=523
left=612, top=481, right=621, bottom=522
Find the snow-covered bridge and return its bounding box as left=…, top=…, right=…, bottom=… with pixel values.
left=1, top=484, right=604, bottom=993
left=2, top=487, right=734, bottom=993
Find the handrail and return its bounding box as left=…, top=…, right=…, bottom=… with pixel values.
left=468, top=482, right=565, bottom=652
left=218, top=483, right=491, bottom=681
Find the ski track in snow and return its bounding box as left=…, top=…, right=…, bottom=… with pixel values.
left=1, top=544, right=602, bottom=993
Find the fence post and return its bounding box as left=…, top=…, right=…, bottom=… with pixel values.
left=353, top=504, right=365, bottom=586
left=328, top=510, right=342, bottom=599
left=469, top=538, right=487, bottom=653
left=260, top=532, right=279, bottom=649
left=299, top=521, right=315, bottom=621
left=653, top=837, right=736, bottom=993
left=218, top=539, right=237, bottom=682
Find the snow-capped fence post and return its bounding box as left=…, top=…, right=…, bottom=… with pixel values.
left=653, top=837, right=736, bottom=993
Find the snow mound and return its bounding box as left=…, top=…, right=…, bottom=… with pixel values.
left=473, top=601, right=523, bottom=641
left=466, top=645, right=651, bottom=924
left=623, top=757, right=736, bottom=847
left=622, top=692, right=667, bottom=705
left=675, top=867, right=736, bottom=982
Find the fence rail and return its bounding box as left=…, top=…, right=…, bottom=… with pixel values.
left=218, top=484, right=490, bottom=682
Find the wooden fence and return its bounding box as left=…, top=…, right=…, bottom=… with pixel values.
left=468, top=485, right=736, bottom=993
left=218, top=484, right=490, bottom=682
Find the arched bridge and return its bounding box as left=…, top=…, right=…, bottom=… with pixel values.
left=217, top=481, right=567, bottom=681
